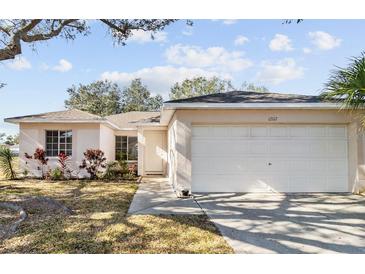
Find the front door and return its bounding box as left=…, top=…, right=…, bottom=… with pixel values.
left=144, top=131, right=165, bottom=174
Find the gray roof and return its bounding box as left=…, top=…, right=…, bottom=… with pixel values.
left=4, top=109, right=103, bottom=123
left=106, top=111, right=160, bottom=129
left=165, top=91, right=330, bottom=104
left=5, top=109, right=161, bottom=129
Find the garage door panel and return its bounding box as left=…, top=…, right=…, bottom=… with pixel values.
left=290, top=160, right=311, bottom=172
left=289, top=177, right=327, bottom=192
left=328, top=126, right=347, bottom=138
left=327, top=160, right=348, bottom=175
left=192, top=140, right=250, bottom=155
left=266, top=176, right=290, bottom=192
left=289, top=127, right=307, bottom=137
left=251, top=127, right=268, bottom=137
left=192, top=125, right=348, bottom=193
left=310, top=142, right=328, bottom=155
left=192, top=174, right=272, bottom=192
left=268, top=160, right=291, bottom=172
left=269, top=126, right=287, bottom=137
left=248, top=141, right=267, bottom=154
left=309, top=160, right=327, bottom=172
left=230, top=127, right=250, bottom=137
left=212, top=127, right=233, bottom=137
left=308, top=127, right=327, bottom=137
left=192, top=126, right=212, bottom=137
left=327, top=176, right=348, bottom=192
left=328, top=141, right=347, bottom=157
left=193, top=157, right=244, bottom=174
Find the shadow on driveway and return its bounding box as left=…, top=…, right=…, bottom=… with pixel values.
left=194, top=193, right=365, bottom=254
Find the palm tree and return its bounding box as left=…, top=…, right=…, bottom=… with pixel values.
left=0, top=146, right=16, bottom=179
left=322, top=52, right=365, bottom=111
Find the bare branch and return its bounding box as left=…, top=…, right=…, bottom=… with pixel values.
left=0, top=19, right=178, bottom=61
left=22, top=20, right=78, bottom=42
left=0, top=19, right=83, bottom=61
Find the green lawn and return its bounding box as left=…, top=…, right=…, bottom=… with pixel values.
left=0, top=180, right=232, bottom=254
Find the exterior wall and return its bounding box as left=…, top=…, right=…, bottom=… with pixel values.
left=137, top=126, right=167, bottom=176
left=168, top=109, right=365, bottom=193
left=100, top=124, right=116, bottom=161
left=19, top=123, right=102, bottom=177
left=167, top=114, right=178, bottom=190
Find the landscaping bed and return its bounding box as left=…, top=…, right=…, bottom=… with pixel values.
left=0, top=180, right=233, bottom=254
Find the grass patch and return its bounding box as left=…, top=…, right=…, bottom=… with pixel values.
left=0, top=180, right=232, bottom=254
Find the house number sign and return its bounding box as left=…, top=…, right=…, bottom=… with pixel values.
left=268, top=116, right=278, bottom=121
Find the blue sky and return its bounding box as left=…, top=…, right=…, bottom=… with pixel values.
left=1, top=19, right=365, bottom=135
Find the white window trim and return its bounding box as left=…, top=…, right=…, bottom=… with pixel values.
left=45, top=130, right=72, bottom=157
left=115, top=135, right=138, bottom=161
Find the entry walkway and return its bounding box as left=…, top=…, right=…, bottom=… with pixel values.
left=127, top=176, right=203, bottom=215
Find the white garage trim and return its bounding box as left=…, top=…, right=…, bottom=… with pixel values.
left=191, top=124, right=349, bottom=193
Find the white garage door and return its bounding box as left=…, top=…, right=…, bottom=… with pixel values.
left=192, top=125, right=348, bottom=192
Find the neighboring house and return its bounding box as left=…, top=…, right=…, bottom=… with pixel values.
left=5, top=91, right=365, bottom=193
left=9, top=144, right=19, bottom=156
left=0, top=144, right=19, bottom=156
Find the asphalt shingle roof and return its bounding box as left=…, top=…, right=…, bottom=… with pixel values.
left=105, top=111, right=160, bottom=129
left=165, top=90, right=329, bottom=104
left=4, top=109, right=103, bottom=122
left=5, top=109, right=161, bottom=130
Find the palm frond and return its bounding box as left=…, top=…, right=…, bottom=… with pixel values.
left=0, top=146, right=16, bottom=179
left=321, top=52, right=365, bottom=111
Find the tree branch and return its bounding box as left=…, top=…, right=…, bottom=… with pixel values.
left=0, top=19, right=178, bottom=61
left=22, top=20, right=78, bottom=42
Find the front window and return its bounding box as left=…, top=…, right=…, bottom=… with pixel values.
left=115, top=136, right=137, bottom=161
left=45, top=130, right=72, bottom=157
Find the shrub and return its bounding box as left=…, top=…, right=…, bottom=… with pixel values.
left=25, top=148, right=49, bottom=179
left=121, top=161, right=137, bottom=180
left=0, top=146, right=17, bottom=179
left=117, top=159, right=129, bottom=174
left=103, top=161, right=124, bottom=180
left=50, top=167, right=63, bottom=180
left=79, top=149, right=107, bottom=179
left=123, top=172, right=136, bottom=180
left=128, top=162, right=138, bottom=175
left=58, top=152, right=71, bottom=179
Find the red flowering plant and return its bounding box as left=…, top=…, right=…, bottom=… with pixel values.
left=79, top=149, right=107, bottom=179
left=24, top=148, right=49, bottom=178
left=58, top=152, right=71, bottom=179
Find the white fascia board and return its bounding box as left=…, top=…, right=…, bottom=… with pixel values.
left=163, top=102, right=344, bottom=110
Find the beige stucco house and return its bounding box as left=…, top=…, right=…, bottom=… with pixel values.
left=5, top=91, right=365, bottom=194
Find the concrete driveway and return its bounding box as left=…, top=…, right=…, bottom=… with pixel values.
left=194, top=193, right=365, bottom=254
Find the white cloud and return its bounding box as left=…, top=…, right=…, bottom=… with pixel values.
left=6, top=57, right=31, bottom=71
left=128, top=30, right=167, bottom=44
left=256, top=58, right=304, bottom=85
left=308, top=31, right=342, bottom=50
left=303, top=47, right=312, bottom=54
left=234, top=35, right=249, bottom=46
left=41, top=59, right=73, bottom=72
left=101, top=66, right=231, bottom=98
left=51, top=59, right=73, bottom=72
left=165, top=44, right=252, bottom=72
left=269, top=34, right=293, bottom=52
left=222, top=20, right=238, bottom=25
